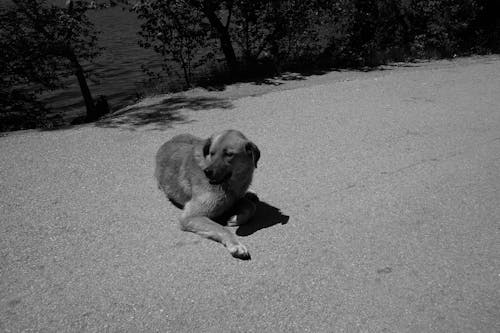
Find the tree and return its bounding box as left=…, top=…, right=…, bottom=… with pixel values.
left=195, top=0, right=240, bottom=74
left=0, top=0, right=103, bottom=125
left=132, top=0, right=330, bottom=80
left=132, top=0, right=240, bottom=76
left=133, top=0, right=214, bottom=87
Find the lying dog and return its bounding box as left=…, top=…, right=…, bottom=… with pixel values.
left=155, top=129, right=260, bottom=260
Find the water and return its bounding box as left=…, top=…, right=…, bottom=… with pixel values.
left=3, top=1, right=214, bottom=122
left=40, top=6, right=163, bottom=119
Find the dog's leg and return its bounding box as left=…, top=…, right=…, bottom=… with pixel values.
left=180, top=205, right=250, bottom=260
left=227, top=197, right=257, bottom=227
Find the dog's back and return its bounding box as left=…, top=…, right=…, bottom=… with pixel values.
left=155, top=134, right=203, bottom=206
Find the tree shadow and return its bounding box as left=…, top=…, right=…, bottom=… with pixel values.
left=236, top=200, right=289, bottom=237
left=253, top=71, right=311, bottom=86
left=201, top=68, right=327, bottom=91
left=95, top=95, right=233, bottom=130
left=198, top=61, right=402, bottom=92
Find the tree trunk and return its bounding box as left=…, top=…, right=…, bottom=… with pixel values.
left=202, top=7, right=239, bottom=75
left=64, top=1, right=98, bottom=121
left=67, top=50, right=97, bottom=121
left=182, top=63, right=191, bottom=88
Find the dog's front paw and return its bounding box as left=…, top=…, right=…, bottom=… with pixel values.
left=227, top=242, right=251, bottom=260
left=227, top=212, right=251, bottom=227
left=227, top=215, right=240, bottom=227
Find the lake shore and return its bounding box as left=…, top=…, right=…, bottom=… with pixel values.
left=97, top=54, right=499, bottom=130
left=3, top=54, right=498, bottom=134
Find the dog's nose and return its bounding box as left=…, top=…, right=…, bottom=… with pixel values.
left=204, top=169, right=213, bottom=178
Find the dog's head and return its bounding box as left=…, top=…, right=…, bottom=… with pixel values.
left=201, top=130, right=260, bottom=185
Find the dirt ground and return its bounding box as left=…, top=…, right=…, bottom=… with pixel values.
left=1, top=55, right=499, bottom=332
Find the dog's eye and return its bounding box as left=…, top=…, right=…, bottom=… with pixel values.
left=225, top=151, right=234, bottom=157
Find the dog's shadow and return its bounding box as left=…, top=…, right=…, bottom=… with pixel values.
left=236, top=201, right=289, bottom=237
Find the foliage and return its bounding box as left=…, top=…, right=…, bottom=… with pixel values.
left=0, top=87, right=48, bottom=132
left=231, top=0, right=330, bottom=68
left=2, top=0, right=500, bottom=131
left=0, top=0, right=102, bottom=130
left=132, top=0, right=336, bottom=82
left=132, top=0, right=215, bottom=88
left=130, top=0, right=500, bottom=88
left=326, top=0, right=500, bottom=66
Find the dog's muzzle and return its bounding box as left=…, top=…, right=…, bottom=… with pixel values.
left=204, top=169, right=232, bottom=185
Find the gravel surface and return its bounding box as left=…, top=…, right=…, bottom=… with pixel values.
left=1, top=56, right=499, bottom=332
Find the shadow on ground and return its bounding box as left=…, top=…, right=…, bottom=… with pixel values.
left=236, top=201, right=289, bottom=237
left=199, top=61, right=410, bottom=92
left=201, top=68, right=333, bottom=91
left=96, top=95, right=233, bottom=130
left=22, top=61, right=420, bottom=133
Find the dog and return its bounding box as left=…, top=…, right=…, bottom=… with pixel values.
left=155, top=129, right=260, bottom=260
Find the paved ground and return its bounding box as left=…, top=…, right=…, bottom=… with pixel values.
left=1, top=56, right=499, bottom=332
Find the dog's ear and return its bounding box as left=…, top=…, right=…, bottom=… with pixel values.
left=203, top=137, right=211, bottom=157
left=245, top=141, right=260, bottom=168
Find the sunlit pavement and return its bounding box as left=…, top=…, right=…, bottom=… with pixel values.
left=1, top=56, right=499, bottom=332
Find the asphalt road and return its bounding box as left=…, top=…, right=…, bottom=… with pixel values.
left=1, top=56, right=499, bottom=332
